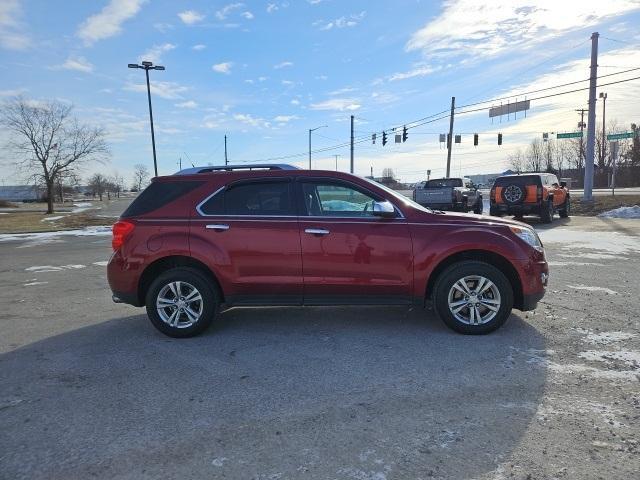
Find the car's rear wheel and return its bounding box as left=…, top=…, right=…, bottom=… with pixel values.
left=145, top=267, right=218, bottom=337
left=433, top=261, right=514, bottom=334
left=559, top=196, right=570, bottom=218
left=489, top=206, right=502, bottom=217
left=540, top=198, right=554, bottom=223
left=473, top=197, right=483, bottom=214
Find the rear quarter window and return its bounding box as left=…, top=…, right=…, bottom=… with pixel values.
left=494, top=176, right=542, bottom=187
left=121, top=181, right=204, bottom=217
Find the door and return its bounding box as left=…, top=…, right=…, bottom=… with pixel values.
left=191, top=179, right=302, bottom=305
left=297, top=179, right=413, bottom=304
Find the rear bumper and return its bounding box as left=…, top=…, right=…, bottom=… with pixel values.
left=491, top=202, right=541, bottom=214
left=107, top=250, right=143, bottom=307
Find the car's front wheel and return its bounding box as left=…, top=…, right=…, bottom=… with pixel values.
left=559, top=196, right=570, bottom=218
left=540, top=198, right=554, bottom=223
left=433, top=261, right=514, bottom=334
left=145, top=267, right=218, bottom=337
left=473, top=197, right=483, bottom=214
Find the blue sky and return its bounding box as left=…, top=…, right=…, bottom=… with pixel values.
left=1, top=0, right=640, bottom=184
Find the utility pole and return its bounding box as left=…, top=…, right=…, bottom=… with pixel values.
left=224, top=135, right=228, bottom=165
left=576, top=108, right=587, bottom=171
left=446, top=96, right=455, bottom=178
left=584, top=32, right=599, bottom=201
left=308, top=125, right=327, bottom=169
left=599, top=92, right=607, bottom=168
left=350, top=115, right=354, bottom=173
left=334, top=154, right=340, bottom=171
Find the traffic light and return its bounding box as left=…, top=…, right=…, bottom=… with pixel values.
left=382, top=131, right=387, bottom=146
left=474, top=133, right=478, bottom=146
left=402, top=126, right=408, bottom=143
left=498, top=133, right=503, bottom=145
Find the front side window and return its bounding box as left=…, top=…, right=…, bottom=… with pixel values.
left=302, top=182, right=378, bottom=217
left=199, top=181, right=293, bottom=216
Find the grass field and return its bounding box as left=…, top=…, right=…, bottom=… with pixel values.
left=570, top=194, right=640, bottom=216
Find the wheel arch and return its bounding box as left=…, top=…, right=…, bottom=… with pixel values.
left=425, top=250, right=524, bottom=310
left=137, top=255, right=224, bottom=306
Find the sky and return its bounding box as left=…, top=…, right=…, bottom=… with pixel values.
left=1, top=0, right=640, bottom=185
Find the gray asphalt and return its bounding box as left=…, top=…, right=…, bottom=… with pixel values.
left=1, top=200, right=639, bottom=480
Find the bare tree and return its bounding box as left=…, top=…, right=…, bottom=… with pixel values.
left=381, top=167, right=395, bottom=180
left=88, top=173, right=109, bottom=201
left=1, top=97, right=109, bottom=213
left=111, top=172, right=124, bottom=198
left=524, top=138, right=543, bottom=172
left=132, top=163, right=150, bottom=191
left=507, top=149, right=524, bottom=173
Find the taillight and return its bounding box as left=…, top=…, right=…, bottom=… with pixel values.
left=112, top=220, right=135, bottom=251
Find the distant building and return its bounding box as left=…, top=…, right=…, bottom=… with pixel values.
left=0, top=185, right=43, bottom=202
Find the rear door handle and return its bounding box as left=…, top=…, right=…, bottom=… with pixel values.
left=305, top=228, right=330, bottom=235
left=206, top=224, right=229, bottom=231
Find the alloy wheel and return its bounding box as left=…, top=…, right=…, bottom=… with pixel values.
left=156, top=281, right=204, bottom=328
left=447, top=275, right=501, bottom=325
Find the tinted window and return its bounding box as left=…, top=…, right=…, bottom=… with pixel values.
left=303, top=182, right=377, bottom=217
left=425, top=178, right=463, bottom=188
left=494, top=175, right=542, bottom=187
left=122, top=181, right=204, bottom=217
left=200, top=181, right=293, bottom=216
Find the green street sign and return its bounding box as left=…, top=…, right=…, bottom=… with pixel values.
left=557, top=132, right=583, bottom=139
left=607, top=132, right=635, bottom=140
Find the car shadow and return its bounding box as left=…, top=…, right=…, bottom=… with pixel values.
left=0, top=308, right=547, bottom=479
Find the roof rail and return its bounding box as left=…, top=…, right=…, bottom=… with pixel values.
left=174, top=164, right=300, bottom=175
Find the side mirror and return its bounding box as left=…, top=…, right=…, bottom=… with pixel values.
left=372, top=200, right=396, bottom=218
left=560, top=181, right=567, bottom=188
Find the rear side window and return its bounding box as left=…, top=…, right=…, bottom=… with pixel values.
left=426, top=178, right=462, bottom=188
left=122, top=181, right=204, bottom=217
left=199, top=181, right=294, bottom=216
left=494, top=176, right=542, bottom=187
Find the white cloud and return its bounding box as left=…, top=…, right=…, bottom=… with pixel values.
left=0, top=0, right=31, bottom=50
left=0, top=87, right=27, bottom=96
left=274, top=61, right=293, bottom=69
left=241, top=11, right=254, bottom=20
left=258, top=76, right=268, bottom=82
left=234, top=113, right=270, bottom=128
left=310, top=98, right=361, bottom=111
left=58, top=56, right=94, bottom=73
left=290, top=99, right=300, bottom=105
left=192, top=44, right=206, bottom=51
left=216, top=3, right=244, bottom=20
left=125, top=81, right=189, bottom=99
left=406, top=0, right=640, bottom=59
left=153, top=22, right=174, bottom=33
left=175, top=100, right=198, bottom=108
left=77, top=0, right=147, bottom=45
left=281, top=80, right=295, bottom=86
left=388, top=65, right=437, bottom=81
left=138, top=43, right=176, bottom=64
left=266, top=3, right=278, bottom=13
left=274, top=115, right=298, bottom=123
left=212, top=62, right=233, bottom=74
left=178, top=10, right=205, bottom=25
left=317, top=11, right=366, bottom=30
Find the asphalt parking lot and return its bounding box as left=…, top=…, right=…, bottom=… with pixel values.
left=1, top=202, right=639, bottom=480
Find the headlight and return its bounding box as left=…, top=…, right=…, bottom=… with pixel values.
left=509, top=226, right=542, bottom=248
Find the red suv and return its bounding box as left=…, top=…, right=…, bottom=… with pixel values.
left=108, top=165, right=548, bottom=337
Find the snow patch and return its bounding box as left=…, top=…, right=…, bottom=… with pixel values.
left=547, top=261, right=605, bottom=267
left=93, top=261, right=109, bottom=266
left=0, top=226, right=111, bottom=247
left=567, top=284, right=619, bottom=295
left=598, top=205, right=640, bottom=219
left=23, top=281, right=48, bottom=286
left=583, top=331, right=637, bottom=345
left=211, top=457, right=228, bottom=467
left=539, top=229, right=640, bottom=255
left=578, top=350, right=640, bottom=368
left=41, top=215, right=65, bottom=222
left=25, top=264, right=86, bottom=273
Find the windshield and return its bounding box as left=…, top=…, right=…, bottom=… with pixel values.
left=361, top=177, right=433, bottom=213
left=426, top=178, right=463, bottom=188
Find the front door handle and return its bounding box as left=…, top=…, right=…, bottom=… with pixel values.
left=305, top=228, right=330, bottom=235
left=206, top=224, right=229, bottom=231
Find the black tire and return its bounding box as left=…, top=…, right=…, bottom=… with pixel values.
left=145, top=267, right=219, bottom=338
left=473, top=197, right=483, bottom=214
left=559, top=196, right=570, bottom=218
left=540, top=198, right=554, bottom=224
left=501, top=184, right=525, bottom=205
left=489, top=206, right=502, bottom=217
left=433, top=261, right=514, bottom=335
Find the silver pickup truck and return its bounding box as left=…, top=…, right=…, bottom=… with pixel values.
left=413, top=177, right=483, bottom=214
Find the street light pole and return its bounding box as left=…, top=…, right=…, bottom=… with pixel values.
left=128, top=61, right=165, bottom=177
left=599, top=92, right=607, bottom=168
left=308, top=125, right=327, bottom=169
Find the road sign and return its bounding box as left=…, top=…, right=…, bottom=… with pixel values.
left=607, top=132, right=635, bottom=140
left=557, top=132, right=583, bottom=139
left=489, top=100, right=530, bottom=118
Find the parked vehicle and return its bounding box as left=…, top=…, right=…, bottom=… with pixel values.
left=108, top=164, right=548, bottom=337
left=413, top=177, right=483, bottom=214
left=489, top=173, right=570, bottom=223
